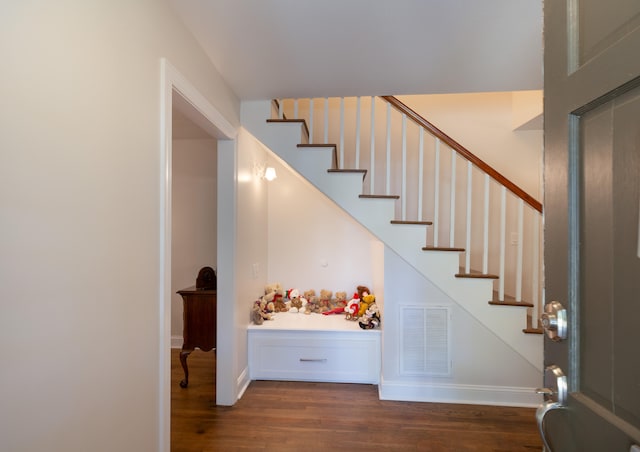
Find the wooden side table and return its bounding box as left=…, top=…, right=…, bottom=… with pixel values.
left=176, top=286, right=217, bottom=388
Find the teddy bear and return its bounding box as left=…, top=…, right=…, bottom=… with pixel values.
left=265, top=282, right=287, bottom=312
left=286, top=288, right=307, bottom=313
left=303, top=289, right=316, bottom=304
left=358, top=293, right=376, bottom=318
left=251, top=298, right=273, bottom=325
left=323, top=291, right=349, bottom=315
left=333, top=291, right=347, bottom=309
left=317, top=289, right=332, bottom=313
left=265, top=282, right=283, bottom=297
left=303, top=289, right=318, bottom=314
left=358, top=302, right=381, bottom=329
left=261, top=291, right=276, bottom=314
left=357, top=285, right=371, bottom=300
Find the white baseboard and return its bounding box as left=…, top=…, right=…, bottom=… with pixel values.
left=236, top=366, right=251, bottom=401
left=171, top=335, right=183, bottom=349
left=378, top=378, right=541, bottom=408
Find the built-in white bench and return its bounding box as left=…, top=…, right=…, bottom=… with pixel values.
left=248, top=312, right=381, bottom=384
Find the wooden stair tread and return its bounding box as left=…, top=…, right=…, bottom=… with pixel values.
left=297, top=143, right=336, bottom=148
left=456, top=267, right=499, bottom=279
left=422, top=246, right=465, bottom=252
left=523, top=328, right=544, bottom=335
left=328, top=169, right=367, bottom=176
left=391, top=220, right=433, bottom=226
left=489, top=300, right=534, bottom=308
left=359, top=194, right=400, bottom=199
left=489, top=290, right=533, bottom=307
left=523, top=309, right=543, bottom=335
left=456, top=272, right=499, bottom=279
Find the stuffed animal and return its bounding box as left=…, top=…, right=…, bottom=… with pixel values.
left=265, top=283, right=287, bottom=312
left=286, top=288, right=307, bottom=313
left=358, top=293, right=376, bottom=317
left=358, top=302, right=381, bottom=329
left=344, top=292, right=360, bottom=320
left=261, top=291, right=276, bottom=313
left=333, top=291, right=347, bottom=309
left=251, top=299, right=273, bottom=325
left=357, top=285, right=371, bottom=299
left=265, top=282, right=284, bottom=298
left=303, top=289, right=318, bottom=314
left=318, top=289, right=332, bottom=313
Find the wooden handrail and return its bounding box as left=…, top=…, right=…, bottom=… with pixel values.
left=381, top=96, right=542, bottom=213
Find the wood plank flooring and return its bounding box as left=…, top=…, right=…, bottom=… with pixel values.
left=171, top=349, right=542, bottom=451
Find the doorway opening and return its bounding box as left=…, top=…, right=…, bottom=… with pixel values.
left=159, top=58, right=237, bottom=452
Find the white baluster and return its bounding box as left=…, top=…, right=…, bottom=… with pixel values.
left=433, top=139, right=441, bottom=247
left=370, top=96, right=376, bottom=194
left=532, top=211, right=540, bottom=327
left=449, top=151, right=456, bottom=247
left=386, top=103, right=391, bottom=196
left=308, top=98, right=314, bottom=143
left=278, top=99, right=283, bottom=119
left=499, top=187, right=506, bottom=300
left=482, top=174, right=490, bottom=274
left=418, top=128, right=424, bottom=221
left=294, top=99, right=299, bottom=119
left=355, top=96, right=361, bottom=169
left=339, top=97, right=345, bottom=169
left=516, top=200, right=524, bottom=301
left=465, top=162, right=472, bottom=273
left=402, top=114, right=407, bottom=221
left=323, top=97, right=329, bottom=144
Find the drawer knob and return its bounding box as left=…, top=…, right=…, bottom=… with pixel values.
left=299, top=358, right=327, bottom=362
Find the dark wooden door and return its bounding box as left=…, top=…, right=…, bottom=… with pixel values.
left=542, top=0, right=640, bottom=450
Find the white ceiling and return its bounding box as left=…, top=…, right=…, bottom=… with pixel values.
left=169, top=0, right=543, bottom=100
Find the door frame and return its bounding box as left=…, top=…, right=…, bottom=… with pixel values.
left=159, top=58, right=237, bottom=452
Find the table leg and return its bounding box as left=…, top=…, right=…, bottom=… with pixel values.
left=179, top=347, right=192, bottom=388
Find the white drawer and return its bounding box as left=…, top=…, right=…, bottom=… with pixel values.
left=248, top=329, right=380, bottom=384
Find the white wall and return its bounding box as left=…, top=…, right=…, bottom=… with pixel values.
left=171, top=139, right=217, bottom=343
left=0, top=2, right=238, bottom=451
left=397, top=91, right=543, bottom=199
left=267, top=154, right=384, bottom=298
left=233, top=128, right=270, bottom=391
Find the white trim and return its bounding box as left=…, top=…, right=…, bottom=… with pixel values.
left=236, top=366, right=251, bottom=401
left=171, top=335, right=183, bottom=349
left=163, top=62, right=236, bottom=140
left=379, top=378, right=540, bottom=408
left=159, top=58, right=236, bottom=452
left=215, top=139, right=238, bottom=406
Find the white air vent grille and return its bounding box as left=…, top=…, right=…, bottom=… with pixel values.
left=400, top=306, right=450, bottom=376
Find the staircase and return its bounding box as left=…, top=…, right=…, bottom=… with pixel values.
left=242, top=98, right=543, bottom=371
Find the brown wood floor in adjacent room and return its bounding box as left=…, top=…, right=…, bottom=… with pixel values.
left=171, top=349, right=542, bottom=451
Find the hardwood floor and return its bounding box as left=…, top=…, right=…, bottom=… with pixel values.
left=171, top=349, right=542, bottom=451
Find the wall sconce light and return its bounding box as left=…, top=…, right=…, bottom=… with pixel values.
left=253, top=162, right=277, bottom=181
left=264, top=166, right=277, bottom=181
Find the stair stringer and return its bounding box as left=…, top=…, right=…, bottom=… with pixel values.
left=241, top=100, right=542, bottom=372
